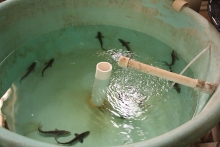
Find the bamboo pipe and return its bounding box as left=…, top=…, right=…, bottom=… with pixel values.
left=118, top=56, right=217, bottom=94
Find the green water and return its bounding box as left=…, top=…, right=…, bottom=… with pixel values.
left=1, top=25, right=198, bottom=146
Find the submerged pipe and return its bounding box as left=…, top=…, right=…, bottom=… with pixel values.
left=90, top=62, right=112, bottom=107
left=118, top=56, right=217, bottom=94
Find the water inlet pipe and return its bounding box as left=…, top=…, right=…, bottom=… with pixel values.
left=90, top=62, right=112, bottom=107
left=172, top=0, right=188, bottom=12
left=171, top=46, right=210, bottom=88
left=118, top=56, right=217, bottom=94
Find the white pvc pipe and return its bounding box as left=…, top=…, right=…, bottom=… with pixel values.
left=172, top=0, right=188, bottom=12
left=118, top=56, right=217, bottom=94
left=91, top=62, right=112, bottom=107
left=180, top=46, right=210, bottom=76
left=171, top=46, right=210, bottom=88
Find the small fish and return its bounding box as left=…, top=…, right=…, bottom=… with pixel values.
left=20, top=62, right=36, bottom=83
left=38, top=124, right=71, bottom=138
left=118, top=39, right=131, bottom=52
left=169, top=66, right=173, bottom=72
left=4, top=120, right=10, bottom=130
left=96, top=32, right=106, bottom=50
left=161, top=50, right=179, bottom=67
left=123, top=140, right=129, bottom=145
left=169, top=67, right=181, bottom=93
left=42, top=58, right=54, bottom=77
left=173, top=83, right=181, bottom=93
left=56, top=131, right=90, bottom=145
left=170, top=50, right=179, bottom=66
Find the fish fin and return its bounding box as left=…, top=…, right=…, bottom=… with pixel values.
left=101, top=47, right=106, bottom=51
left=55, top=129, right=58, bottom=131
left=101, top=35, right=104, bottom=38
left=75, top=133, right=79, bottom=136
left=4, top=120, right=10, bottom=130
left=161, top=61, right=171, bottom=66
left=38, top=123, right=43, bottom=132
left=79, top=138, right=84, bottom=143
left=127, top=42, right=130, bottom=44
left=95, top=36, right=98, bottom=38
left=38, top=123, right=42, bottom=128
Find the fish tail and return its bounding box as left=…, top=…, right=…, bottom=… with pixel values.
left=54, top=137, right=63, bottom=144
left=54, top=133, right=66, bottom=143
left=161, top=61, right=171, bottom=66
left=38, top=123, right=43, bottom=132
left=20, top=78, right=23, bottom=84
left=126, top=47, right=131, bottom=52
left=101, top=46, right=106, bottom=51
left=169, top=63, right=174, bottom=66
left=54, top=135, right=59, bottom=141
left=41, top=70, right=45, bottom=77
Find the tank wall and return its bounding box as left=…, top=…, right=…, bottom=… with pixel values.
left=0, top=0, right=220, bottom=146
left=1, top=0, right=220, bottom=109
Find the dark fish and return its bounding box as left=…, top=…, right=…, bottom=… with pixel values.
left=56, top=131, right=90, bottom=145
left=170, top=50, right=179, bottom=66
left=118, top=39, right=131, bottom=52
left=169, top=66, right=173, bottom=72
left=20, top=62, right=36, bottom=83
left=42, top=58, right=54, bottom=77
left=161, top=50, right=179, bottom=67
left=173, top=83, right=181, bottom=93
left=4, top=120, right=10, bottom=130
left=96, top=32, right=106, bottom=50
left=123, top=140, right=129, bottom=145
left=38, top=124, right=71, bottom=138
left=169, top=67, right=181, bottom=93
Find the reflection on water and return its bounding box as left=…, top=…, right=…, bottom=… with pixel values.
left=94, top=49, right=172, bottom=144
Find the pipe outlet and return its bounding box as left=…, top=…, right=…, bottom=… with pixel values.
left=91, top=62, right=112, bottom=107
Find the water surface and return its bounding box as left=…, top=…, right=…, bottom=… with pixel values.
left=1, top=25, right=198, bottom=146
